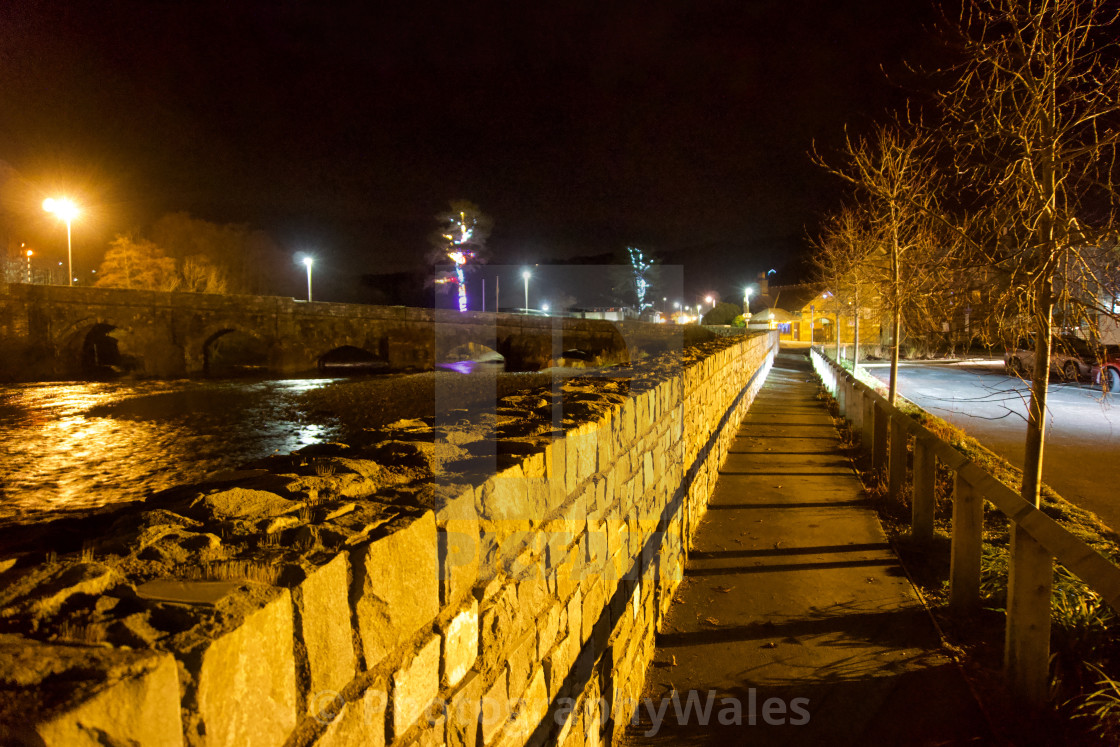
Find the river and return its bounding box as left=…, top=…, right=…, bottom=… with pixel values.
left=0, top=378, right=342, bottom=528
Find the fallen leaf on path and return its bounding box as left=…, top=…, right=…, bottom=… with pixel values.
left=713, top=585, right=734, bottom=593
left=761, top=642, right=777, bottom=649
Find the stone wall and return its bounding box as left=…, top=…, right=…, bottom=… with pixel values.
left=0, top=331, right=777, bottom=746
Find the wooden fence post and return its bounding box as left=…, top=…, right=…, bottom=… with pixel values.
left=862, top=394, right=875, bottom=454
left=911, top=436, right=936, bottom=541
left=1005, top=524, right=1053, bottom=706
left=889, top=415, right=907, bottom=500
left=873, top=404, right=889, bottom=475
left=949, top=473, right=983, bottom=614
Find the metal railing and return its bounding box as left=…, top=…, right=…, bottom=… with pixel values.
left=810, top=346, right=1120, bottom=706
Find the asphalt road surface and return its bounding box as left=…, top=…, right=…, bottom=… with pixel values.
left=864, top=360, right=1120, bottom=534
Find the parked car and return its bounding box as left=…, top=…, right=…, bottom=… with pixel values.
left=1004, top=334, right=1096, bottom=381
left=1093, top=345, right=1120, bottom=392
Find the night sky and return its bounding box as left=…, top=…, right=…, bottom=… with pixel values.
left=1, top=0, right=939, bottom=303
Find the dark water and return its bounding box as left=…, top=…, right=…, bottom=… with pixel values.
left=0, top=378, right=342, bottom=528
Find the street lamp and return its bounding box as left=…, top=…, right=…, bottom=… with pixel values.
left=743, top=287, right=753, bottom=312
left=43, top=198, right=79, bottom=286
left=705, top=295, right=714, bottom=308
left=542, top=303, right=550, bottom=314
left=302, top=257, right=314, bottom=302
left=24, top=247, right=32, bottom=283
left=522, top=269, right=531, bottom=312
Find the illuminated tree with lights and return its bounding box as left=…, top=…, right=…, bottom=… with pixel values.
left=613, top=246, right=663, bottom=313
left=431, top=200, right=491, bottom=312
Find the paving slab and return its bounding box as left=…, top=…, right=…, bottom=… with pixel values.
left=625, top=349, right=991, bottom=746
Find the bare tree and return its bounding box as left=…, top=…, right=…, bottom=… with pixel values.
left=935, top=0, right=1120, bottom=506
left=929, top=0, right=1120, bottom=702
left=812, top=206, right=882, bottom=372
left=814, top=124, right=951, bottom=403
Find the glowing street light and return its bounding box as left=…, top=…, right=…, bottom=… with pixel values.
left=24, top=247, right=33, bottom=283
left=705, top=295, right=714, bottom=307
left=522, top=269, right=531, bottom=312
left=302, top=257, right=314, bottom=302
left=43, top=197, right=79, bottom=286
left=542, top=302, right=550, bottom=314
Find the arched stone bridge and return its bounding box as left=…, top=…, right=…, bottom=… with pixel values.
left=0, top=283, right=686, bottom=381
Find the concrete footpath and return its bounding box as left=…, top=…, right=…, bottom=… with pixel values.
left=625, top=349, right=991, bottom=745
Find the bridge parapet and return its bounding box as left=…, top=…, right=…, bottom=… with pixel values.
left=0, top=283, right=687, bottom=381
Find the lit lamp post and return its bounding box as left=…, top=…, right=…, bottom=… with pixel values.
left=25, top=247, right=33, bottom=283
left=42, top=198, right=79, bottom=286
left=522, top=269, right=531, bottom=312
left=302, top=257, right=314, bottom=302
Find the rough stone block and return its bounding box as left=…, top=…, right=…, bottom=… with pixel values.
left=479, top=467, right=533, bottom=529
left=437, top=487, right=481, bottom=607
left=447, top=671, right=482, bottom=747
left=554, top=545, right=579, bottom=602
left=546, top=437, right=572, bottom=498
left=543, top=634, right=570, bottom=698
left=576, top=425, right=597, bottom=483
left=479, top=585, right=512, bottom=657
left=317, top=691, right=385, bottom=747
left=585, top=530, right=607, bottom=577
left=582, top=581, right=606, bottom=644
left=521, top=451, right=546, bottom=478
left=505, top=631, right=535, bottom=702
left=392, top=635, right=441, bottom=739
left=443, top=600, right=479, bottom=688
left=536, top=601, right=561, bottom=660
left=352, top=511, right=439, bottom=668
left=620, top=400, right=635, bottom=443
left=499, top=667, right=548, bottom=747
left=481, top=670, right=509, bottom=745
left=295, top=552, right=357, bottom=705
left=196, top=591, right=297, bottom=747
left=596, top=413, right=613, bottom=469
left=559, top=589, right=580, bottom=655
left=11, top=648, right=183, bottom=747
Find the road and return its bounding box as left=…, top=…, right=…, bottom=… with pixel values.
left=863, top=360, right=1120, bottom=534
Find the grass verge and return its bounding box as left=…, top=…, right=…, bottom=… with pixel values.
left=816, top=380, right=1120, bottom=746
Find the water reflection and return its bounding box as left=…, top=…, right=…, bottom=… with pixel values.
left=0, top=379, right=341, bottom=528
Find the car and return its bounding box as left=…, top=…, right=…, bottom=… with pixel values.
left=1004, top=334, right=1096, bottom=382
left=1092, top=345, right=1120, bottom=392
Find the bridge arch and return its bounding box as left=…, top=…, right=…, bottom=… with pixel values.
left=201, top=327, right=270, bottom=377
left=316, top=344, right=389, bottom=373
left=55, top=318, right=141, bottom=379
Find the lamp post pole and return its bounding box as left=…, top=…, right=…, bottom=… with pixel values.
left=66, top=219, right=73, bottom=285
left=303, top=257, right=314, bottom=302
left=522, top=270, right=530, bottom=312
left=43, top=198, right=79, bottom=286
